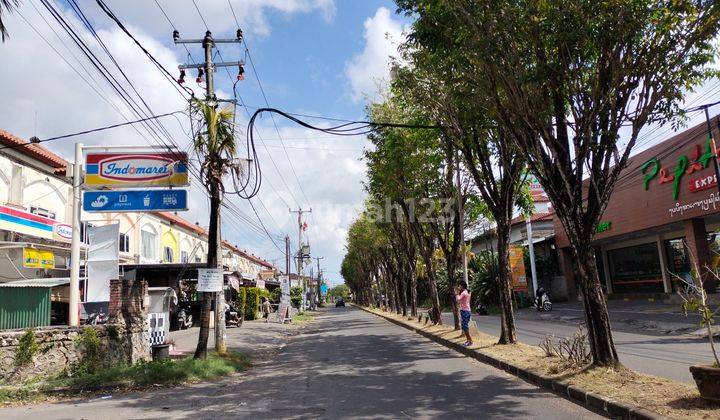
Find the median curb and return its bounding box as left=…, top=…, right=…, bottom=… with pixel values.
left=354, top=304, right=664, bottom=420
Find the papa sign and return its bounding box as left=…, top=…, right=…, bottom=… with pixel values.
left=84, top=152, right=189, bottom=188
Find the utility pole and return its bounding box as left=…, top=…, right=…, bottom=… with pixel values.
left=176, top=29, right=244, bottom=357
left=313, top=256, right=324, bottom=308
left=290, top=208, right=311, bottom=310
left=285, top=235, right=291, bottom=276
left=69, top=142, right=83, bottom=326
left=455, top=150, right=468, bottom=286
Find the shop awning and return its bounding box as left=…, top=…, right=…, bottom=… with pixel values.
left=0, top=277, right=71, bottom=288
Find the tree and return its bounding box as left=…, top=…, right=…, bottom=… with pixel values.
left=365, top=98, right=449, bottom=325
left=392, top=56, right=531, bottom=342
left=191, top=99, right=237, bottom=359
left=328, top=284, right=351, bottom=300
left=398, top=0, right=720, bottom=364
left=0, top=0, right=19, bottom=42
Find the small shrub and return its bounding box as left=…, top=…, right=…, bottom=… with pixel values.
left=237, top=287, right=247, bottom=320
left=15, top=330, right=39, bottom=366
left=244, top=287, right=261, bottom=320
left=74, top=327, right=102, bottom=375
left=538, top=325, right=591, bottom=367
left=290, top=286, right=303, bottom=309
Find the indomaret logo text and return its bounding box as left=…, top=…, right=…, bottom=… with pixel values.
left=99, top=155, right=174, bottom=181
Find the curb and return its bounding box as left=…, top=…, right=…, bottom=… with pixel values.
left=354, top=304, right=664, bottom=420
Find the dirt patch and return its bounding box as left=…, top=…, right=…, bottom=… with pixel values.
left=368, top=308, right=720, bottom=419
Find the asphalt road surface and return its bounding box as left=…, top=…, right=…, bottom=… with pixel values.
left=2, top=307, right=599, bottom=419
left=442, top=306, right=715, bottom=384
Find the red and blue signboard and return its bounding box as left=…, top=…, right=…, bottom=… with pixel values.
left=83, top=190, right=188, bottom=212
left=0, top=205, right=71, bottom=242
left=84, top=152, right=189, bottom=188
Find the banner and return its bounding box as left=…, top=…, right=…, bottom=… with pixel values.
left=84, top=152, right=189, bottom=188
left=509, top=245, right=528, bottom=291
left=86, top=224, right=120, bottom=302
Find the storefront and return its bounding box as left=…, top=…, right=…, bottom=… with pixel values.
left=554, top=117, right=720, bottom=297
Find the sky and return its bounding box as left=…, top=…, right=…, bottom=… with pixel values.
left=0, top=1, right=718, bottom=287
left=0, top=0, right=410, bottom=286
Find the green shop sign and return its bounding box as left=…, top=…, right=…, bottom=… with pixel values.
left=640, top=135, right=717, bottom=200
left=596, top=221, right=612, bottom=233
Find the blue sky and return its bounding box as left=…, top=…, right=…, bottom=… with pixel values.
left=0, top=0, right=410, bottom=285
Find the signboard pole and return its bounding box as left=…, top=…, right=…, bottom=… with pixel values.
left=526, top=217, right=539, bottom=297
left=69, top=142, right=83, bottom=327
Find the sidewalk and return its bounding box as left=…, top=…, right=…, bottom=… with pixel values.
left=168, top=319, right=303, bottom=360
left=516, top=299, right=704, bottom=336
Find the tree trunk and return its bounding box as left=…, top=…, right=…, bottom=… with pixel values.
left=195, top=182, right=222, bottom=359
left=400, top=272, right=408, bottom=317
left=496, top=223, right=517, bottom=344
left=446, top=259, right=460, bottom=330
left=420, top=248, right=442, bottom=325
left=573, top=242, right=619, bottom=365
left=410, top=261, right=418, bottom=317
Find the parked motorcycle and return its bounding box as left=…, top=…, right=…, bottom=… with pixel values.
left=225, top=302, right=241, bottom=327
left=175, top=305, right=193, bottom=330
left=534, top=287, right=553, bottom=312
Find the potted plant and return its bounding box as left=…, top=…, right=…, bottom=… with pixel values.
left=673, top=254, right=720, bottom=401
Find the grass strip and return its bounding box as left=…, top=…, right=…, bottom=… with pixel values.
left=0, top=351, right=250, bottom=405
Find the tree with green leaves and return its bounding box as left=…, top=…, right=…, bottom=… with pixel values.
left=365, top=97, right=449, bottom=325
left=392, top=51, right=532, bottom=342
left=191, top=99, right=237, bottom=359
left=398, top=0, right=720, bottom=364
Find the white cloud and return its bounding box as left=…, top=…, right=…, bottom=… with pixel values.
left=0, top=1, right=357, bottom=285
left=83, top=0, right=336, bottom=39
left=345, top=7, right=406, bottom=103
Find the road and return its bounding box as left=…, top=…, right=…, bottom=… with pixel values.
left=442, top=302, right=715, bottom=384
left=2, top=307, right=599, bottom=419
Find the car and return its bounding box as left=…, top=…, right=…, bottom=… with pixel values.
left=335, top=299, right=345, bottom=307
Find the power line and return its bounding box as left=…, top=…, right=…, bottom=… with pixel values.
left=0, top=111, right=185, bottom=151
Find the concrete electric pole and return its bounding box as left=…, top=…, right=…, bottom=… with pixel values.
left=290, top=208, right=311, bottom=310
left=313, top=256, right=324, bottom=309
left=175, top=30, right=244, bottom=356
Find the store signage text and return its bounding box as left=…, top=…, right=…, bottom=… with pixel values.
left=84, top=152, right=189, bottom=188
left=640, top=135, right=717, bottom=200
left=596, top=221, right=612, bottom=233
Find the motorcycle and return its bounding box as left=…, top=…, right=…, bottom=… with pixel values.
left=175, top=304, right=193, bottom=330
left=225, top=302, right=241, bottom=327
left=534, top=287, right=553, bottom=312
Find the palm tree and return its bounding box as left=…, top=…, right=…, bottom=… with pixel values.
left=1, top=0, right=19, bottom=42
left=192, top=99, right=237, bottom=359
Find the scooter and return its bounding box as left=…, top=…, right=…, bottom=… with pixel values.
left=534, top=287, right=553, bottom=312
left=225, top=303, right=241, bottom=327
left=175, top=304, right=193, bottom=330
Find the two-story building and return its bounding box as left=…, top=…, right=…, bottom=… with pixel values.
left=0, top=129, right=278, bottom=329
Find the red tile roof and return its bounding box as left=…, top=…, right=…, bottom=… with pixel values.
left=154, top=211, right=207, bottom=236
left=0, top=129, right=68, bottom=173
left=154, top=212, right=274, bottom=269
left=510, top=211, right=553, bottom=227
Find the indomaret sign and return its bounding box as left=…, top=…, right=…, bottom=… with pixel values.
left=84, top=152, right=189, bottom=188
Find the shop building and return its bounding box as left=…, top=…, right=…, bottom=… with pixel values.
left=0, top=128, right=278, bottom=329
left=555, top=118, right=720, bottom=298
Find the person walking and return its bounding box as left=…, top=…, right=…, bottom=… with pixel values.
left=456, top=281, right=473, bottom=346
left=261, top=297, right=272, bottom=323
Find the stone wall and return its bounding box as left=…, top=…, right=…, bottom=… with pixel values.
left=0, top=323, right=149, bottom=382
left=0, top=279, right=150, bottom=383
